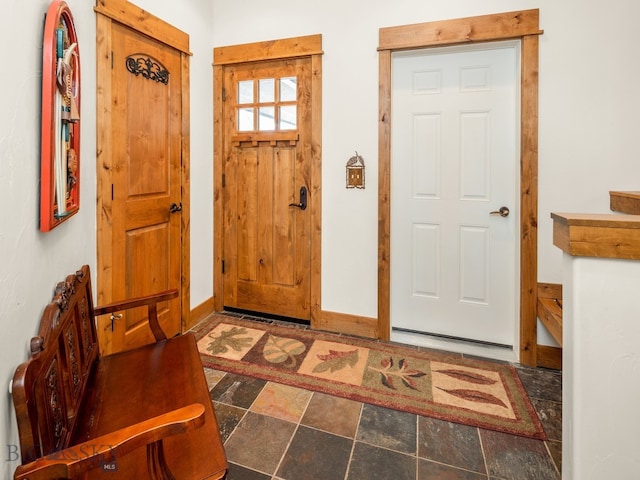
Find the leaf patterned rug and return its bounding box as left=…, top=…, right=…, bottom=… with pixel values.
left=193, top=314, right=546, bottom=440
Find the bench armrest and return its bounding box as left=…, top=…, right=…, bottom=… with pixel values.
left=14, top=403, right=205, bottom=480
left=94, top=289, right=178, bottom=341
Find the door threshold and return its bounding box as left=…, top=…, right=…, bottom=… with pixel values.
left=223, top=307, right=311, bottom=327
left=391, top=328, right=517, bottom=363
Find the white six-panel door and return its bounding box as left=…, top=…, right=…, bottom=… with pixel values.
left=390, top=41, right=520, bottom=350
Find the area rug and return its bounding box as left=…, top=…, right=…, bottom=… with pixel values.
left=193, top=314, right=546, bottom=440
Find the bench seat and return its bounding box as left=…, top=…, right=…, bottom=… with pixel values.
left=11, top=266, right=227, bottom=480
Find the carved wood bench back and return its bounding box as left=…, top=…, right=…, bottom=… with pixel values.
left=12, top=265, right=99, bottom=463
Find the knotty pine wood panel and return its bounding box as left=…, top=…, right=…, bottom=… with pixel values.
left=610, top=191, right=640, bottom=215
left=552, top=212, right=640, bottom=260
left=379, top=10, right=542, bottom=51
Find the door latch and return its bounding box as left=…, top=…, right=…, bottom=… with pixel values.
left=110, top=313, right=123, bottom=332
left=489, top=206, right=510, bottom=217
left=288, top=186, right=307, bottom=211
left=169, top=202, right=183, bottom=213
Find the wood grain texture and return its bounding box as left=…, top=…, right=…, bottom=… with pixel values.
left=379, top=10, right=542, bottom=51
left=95, top=10, right=190, bottom=355
left=537, top=298, right=562, bottom=347
left=96, top=14, right=115, bottom=354
left=552, top=212, right=640, bottom=259
left=377, top=49, right=392, bottom=342
left=11, top=266, right=227, bottom=479
left=214, top=34, right=322, bottom=65
left=610, top=191, right=640, bottom=215
left=536, top=345, right=562, bottom=370
left=94, top=0, right=190, bottom=54
left=314, top=310, right=379, bottom=339
left=519, top=34, right=540, bottom=367
left=181, top=52, right=192, bottom=331
left=214, top=36, right=325, bottom=327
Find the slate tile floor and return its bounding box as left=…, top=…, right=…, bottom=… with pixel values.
left=202, top=318, right=562, bottom=480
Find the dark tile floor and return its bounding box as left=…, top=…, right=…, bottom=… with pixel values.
left=203, top=318, right=562, bottom=480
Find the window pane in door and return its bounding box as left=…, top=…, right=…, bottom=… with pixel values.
left=238, top=80, right=253, bottom=104
left=238, top=107, right=254, bottom=131
left=258, top=106, right=275, bottom=130
left=279, top=106, right=297, bottom=130
left=259, top=78, right=275, bottom=103
left=280, top=77, right=296, bottom=102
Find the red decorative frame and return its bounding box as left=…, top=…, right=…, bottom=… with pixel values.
left=40, top=0, right=81, bottom=232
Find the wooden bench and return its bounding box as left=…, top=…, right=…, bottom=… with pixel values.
left=11, top=265, right=228, bottom=480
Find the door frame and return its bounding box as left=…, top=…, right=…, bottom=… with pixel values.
left=378, top=10, right=543, bottom=365
left=213, top=35, right=323, bottom=326
left=95, top=0, right=192, bottom=346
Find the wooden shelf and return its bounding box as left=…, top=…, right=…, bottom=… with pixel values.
left=551, top=212, right=640, bottom=260
left=610, top=191, right=640, bottom=215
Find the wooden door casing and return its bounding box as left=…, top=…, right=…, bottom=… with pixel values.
left=378, top=10, right=543, bottom=365
left=96, top=2, right=190, bottom=354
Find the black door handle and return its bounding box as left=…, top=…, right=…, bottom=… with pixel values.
left=169, top=202, right=182, bottom=213
left=288, top=186, right=307, bottom=211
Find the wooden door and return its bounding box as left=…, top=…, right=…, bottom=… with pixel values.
left=390, top=42, right=519, bottom=349
left=221, top=58, right=312, bottom=320
left=96, top=6, right=188, bottom=354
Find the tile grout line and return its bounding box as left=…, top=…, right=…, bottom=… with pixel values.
left=477, top=427, right=491, bottom=480
left=267, top=381, right=314, bottom=480
left=415, top=414, right=420, bottom=480
left=342, top=402, right=365, bottom=480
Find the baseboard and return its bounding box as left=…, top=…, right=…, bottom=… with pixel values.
left=314, top=310, right=379, bottom=339
left=188, top=296, right=215, bottom=329
left=536, top=344, right=562, bottom=370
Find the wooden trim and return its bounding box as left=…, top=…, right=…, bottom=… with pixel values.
left=377, top=49, right=392, bottom=342
left=538, top=282, right=562, bottom=301
left=231, top=132, right=299, bottom=145
left=213, top=34, right=322, bottom=66
left=377, top=11, right=542, bottom=365
left=190, top=297, right=216, bottom=328
left=315, top=311, right=379, bottom=339
left=552, top=212, right=640, bottom=260
left=379, top=10, right=542, bottom=51
left=519, top=34, right=540, bottom=366
left=310, top=53, right=323, bottom=324
left=610, top=191, right=640, bottom=215
left=536, top=345, right=562, bottom=370
left=213, top=63, right=224, bottom=312
left=95, top=13, right=114, bottom=353
left=94, top=0, right=190, bottom=54
left=181, top=52, right=191, bottom=331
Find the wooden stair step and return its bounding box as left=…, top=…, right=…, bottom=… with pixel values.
left=537, top=283, right=562, bottom=347
left=537, top=297, right=562, bottom=347
left=610, top=191, right=640, bottom=215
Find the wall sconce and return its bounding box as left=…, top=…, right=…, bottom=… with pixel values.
left=346, top=151, right=365, bottom=189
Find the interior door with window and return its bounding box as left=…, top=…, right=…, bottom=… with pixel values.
left=222, top=58, right=312, bottom=320
left=390, top=41, right=520, bottom=348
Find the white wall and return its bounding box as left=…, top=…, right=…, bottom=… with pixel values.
left=562, top=255, right=640, bottom=478
left=1, top=0, right=96, bottom=476
left=212, top=0, right=640, bottom=319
